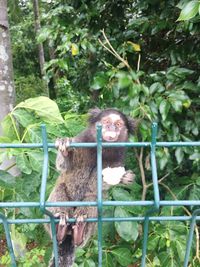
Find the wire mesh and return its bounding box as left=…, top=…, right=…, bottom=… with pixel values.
left=0, top=123, right=200, bottom=267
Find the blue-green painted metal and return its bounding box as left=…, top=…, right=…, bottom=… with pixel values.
left=1, top=141, right=200, bottom=149
left=0, top=213, right=16, bottom=266
left=141, top=123, right=160, bottom=267
left=97, top=124, right=103, bottom=266
left=40, top=125, right=59, bottom=267
left=183, top=209, right=200, bottom=267
left=0, top=123, right=200, bottom=267
left=2, top=200, right=200, bottom=208
left=1, top=215, right=200, bottom=225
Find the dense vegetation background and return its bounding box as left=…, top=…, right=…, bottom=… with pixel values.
left=0, top=0, right=200, bottom=266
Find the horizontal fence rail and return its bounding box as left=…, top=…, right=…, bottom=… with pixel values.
left=0, top=123, right=200, bottom=267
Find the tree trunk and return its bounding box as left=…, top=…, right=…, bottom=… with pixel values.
left=33, top=0, right=49, bottom=96
left=0, top=0, right=20, bottom=176
left=48, top=39, right=57, bottom=99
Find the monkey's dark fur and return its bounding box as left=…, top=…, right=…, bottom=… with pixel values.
left=46, top=108, right=135, bottom=267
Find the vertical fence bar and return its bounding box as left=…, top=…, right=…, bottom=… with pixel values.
left=97, top=124, right=103, bottom=267
left=39, top=125, right=59, bottom=266
left=183, top=209, right=200, bottom=267
left=0, top=213, right=16, bottom=267
left=150, top=123, right=160, bottom=209
left=141, top=123, right=160, bottom=267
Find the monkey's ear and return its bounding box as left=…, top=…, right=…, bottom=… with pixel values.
left=127, top=117, right=135, bottom=134
left=88, top=108, right=102, bottom=124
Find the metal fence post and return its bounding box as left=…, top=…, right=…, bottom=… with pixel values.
left=39, top=125, right=59, bottom=266
left=141, top=123, right=160, bottom=267
left=97, top=124, right=103, bottom=267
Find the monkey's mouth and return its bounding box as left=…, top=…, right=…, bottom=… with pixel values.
left=103, top=132, right=118, bottom=142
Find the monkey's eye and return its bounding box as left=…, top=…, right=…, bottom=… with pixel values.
left=115, top=121, right=123, bottom=128
left=102, top=119, right=111, bottom=125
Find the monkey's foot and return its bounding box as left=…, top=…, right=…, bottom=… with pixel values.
left=121, top=170, right=135, bottom=185
left=72, top=215, right=87, bottom=246
left=54, top=212, right=69, bottom=244
left=55, top=138, right=73, bottom=157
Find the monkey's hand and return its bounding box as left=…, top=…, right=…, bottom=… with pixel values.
left=121, top=170, right=135, bottom=185
left=55, top=138, right=75, bottom=171
left=55, top=137, right=73, bottom=157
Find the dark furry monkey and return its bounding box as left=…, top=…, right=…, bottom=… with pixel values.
left=46, top=108, right=135, bottom=267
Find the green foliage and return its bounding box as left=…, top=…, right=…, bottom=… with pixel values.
left=0, top=247, right=46, bottom=266
left=0, top=97, right=87, bottom=263
left=3, top=0, right=200, bottom=265
left=15, top=75, right=47, bottom=104
left=177, top=1, right=200, bottom=21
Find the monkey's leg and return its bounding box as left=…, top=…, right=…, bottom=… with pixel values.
left=54, top=212, right=69, bottom=244
left=72, top=215, right=87, bottom=246
left=72, top=205, right=97, bottom=247
left=47, top=182, right=72, bottom=244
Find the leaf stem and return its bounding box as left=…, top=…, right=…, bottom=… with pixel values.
left=9, top=114, right=20, bottom=141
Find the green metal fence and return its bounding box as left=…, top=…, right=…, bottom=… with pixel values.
left=0, top=123, right=200, bottom=267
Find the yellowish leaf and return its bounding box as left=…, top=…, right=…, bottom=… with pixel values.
left=71, top=43, right=79, bottom=56
left=183, top=99, right=191, bottom=108
left=127, top=41, right=141, bottom=52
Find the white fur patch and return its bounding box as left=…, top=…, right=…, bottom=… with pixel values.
left=102, top=167, right=126, bottom=185
left=107, top=114, right=121, bottom=121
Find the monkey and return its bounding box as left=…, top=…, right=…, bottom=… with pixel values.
left=46, top=108, right=135, bottom=267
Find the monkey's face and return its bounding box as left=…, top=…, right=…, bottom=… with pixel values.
left=100, top=114, right=127, bottom=142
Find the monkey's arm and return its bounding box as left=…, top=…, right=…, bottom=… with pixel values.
left=55, top=137, right=76, bottom=171
left=55, top=130, right=89, bottom=172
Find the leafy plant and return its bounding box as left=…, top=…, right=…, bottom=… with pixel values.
left=3, top=0, right=200, bottom=266
left=0, top=96, right=87, bottom=263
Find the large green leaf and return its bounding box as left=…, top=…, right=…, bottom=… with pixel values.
left=12, top=109, right=37, bottom=128
left=102, top=252, right=114, bottom=267
left=175, top=237, right=186, bottom=261
left=112, top=187, right=133, bottom=201
left=158, top=250, right=178, bottom=267
left=116, top=72, right=132, bottom=89
left=114, top=207, right=138, bottom=242
left=177, top=1, right=199, bottom=21
left=111, top=248, right=132, bottom=266
left=14, top=96, right=64, bottom=123
left=175, top=148, right=184, bottom=164
left=159, top=99, right=170, bottom=121
left=1, top=115, right=18, bottom=140
left=0, top=170, right=16, bottom=184
left=28, top=151, right=43, bottom=173
left=90, top=72, right=108, bottom=90
left=16, top=154, right=32, bottom=174
left=149, top=82, right=165, bottom=94
left=37, top=27, right=53, bottom=42
left=79, top=259, right=96, bottom=267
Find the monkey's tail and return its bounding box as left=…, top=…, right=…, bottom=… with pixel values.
left=48, top=235, right=75, bottom=267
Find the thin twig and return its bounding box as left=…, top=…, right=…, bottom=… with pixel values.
left=98, top=38, right=118, bottom=59
left=99, top=29, right=142, bottom=84
left=99, top=29, right=131, bottom=70
left=146, top=166, right=180, bottom=189
left=135, top=147, right=147, bottom=200
left=137, top=53, right=141, bottom=72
